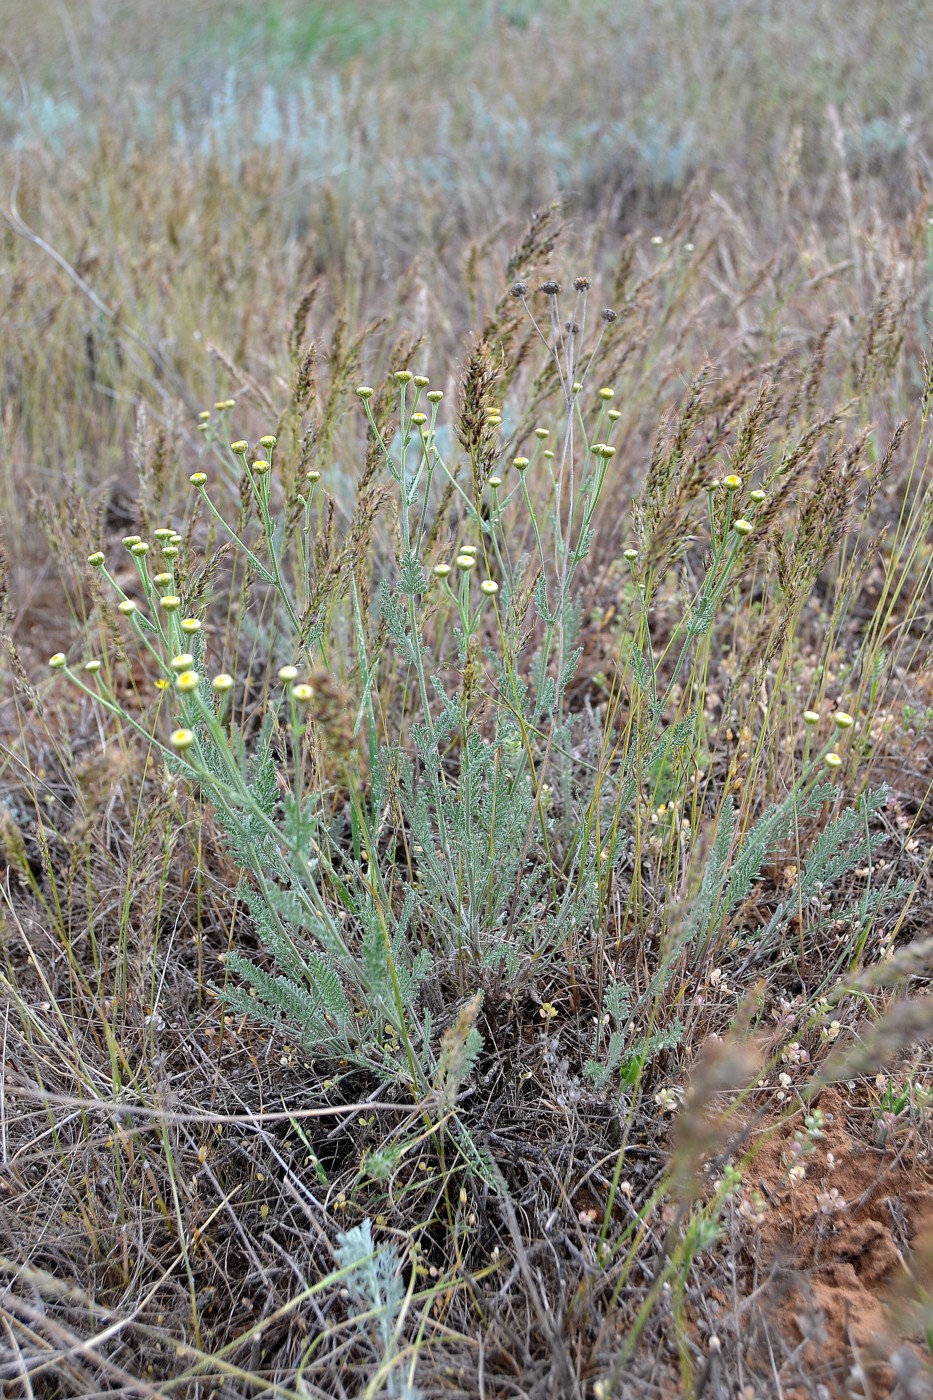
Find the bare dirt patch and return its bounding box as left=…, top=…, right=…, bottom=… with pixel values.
left=744, top=1087, right=933, bottom=1397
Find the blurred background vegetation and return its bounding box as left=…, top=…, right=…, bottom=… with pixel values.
left=4, top=0, right=932, bottom=645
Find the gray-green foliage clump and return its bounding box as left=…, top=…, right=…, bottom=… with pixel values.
left=44, top=280, right=910, bottom=1109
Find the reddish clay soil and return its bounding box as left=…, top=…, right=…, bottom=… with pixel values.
left=743, top=1087, right=933, bottom=1397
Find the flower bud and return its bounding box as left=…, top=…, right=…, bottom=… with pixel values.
left=121, top=536, right=141, bottom=549
left=824, top=752, right=842, bottom=769
left=118, top=600, right=139, bottom=615
left=250, top=459, right=270, bottom=476
left=212, top=673, right=234, bottom=692
left=49, top=653, right=67, bottom=669
left=170, top=728, right=195, bottom=750
left=291, top=683, right=314, bottom=702
left=153, top=573, right=172, bottom=587
left=733, top=519, right=753, bottom=536
left=513, top=456, right=530, bottom=472
left=480, top=579, right=499, bottom=595
left=488, top=476, right=502, bottom=488
left=230, top=440, right=249, bottom=455
left=803, top=710, right=821, bottom=726
left=259, top=435, right=277, bottom=449
left=356, top=386, right=374, bottom=399
left=278, top=665, right=299, bottom=683
left=84, top=659, right=101, bottom=674
left=198, top=410, right=211, bottom=421
left=413, top=375, right=430, bottom=388
left=394, top=370, right=413, bottom=384
left=410, top=412, right=428, bottom=427
left=161, top=547, right=178, bottom=560
left=87, top=551, right=105, bottom=567
left=426, top=390, right=444, bottom=403
left=176, top=670, right=200, bottom=693
left=306, top=470, right=321, bottom=483
left=153, top=528, right=173, bottom=541
left=598, top=387, right=614, bottom=400
left=189, top=473, right=208, bottom=487
left=180, top=617, right=202, bottom=634
left=833, top=712, right=854, bottom=729
left=433, top=563, right=452, bottom=578
left=723, top=474, right=742, bottom=492
left=623, top=548, right=639, bottom=562
left=170, top=653, right=195, bottom=671
left=535, top=427, right=549, bottom=439
left=749, top=489, right=766, bottom=504
left=159, top=596, right=181, bottom=612
left=130, top=541, right=149, bottom=556
left=456, top=554, right=476, bottom=571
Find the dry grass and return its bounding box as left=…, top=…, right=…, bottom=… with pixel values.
left=2, top=3, right=933, bottom=1397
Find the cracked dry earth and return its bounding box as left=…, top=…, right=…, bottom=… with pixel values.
left=733, top=1087, right=933, bottom=1398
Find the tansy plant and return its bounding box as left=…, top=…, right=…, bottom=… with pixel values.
left=45, top=280, right=901, bottom=1105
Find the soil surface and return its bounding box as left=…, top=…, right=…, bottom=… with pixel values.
left=744, top=1087, right=933, bottom=1397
